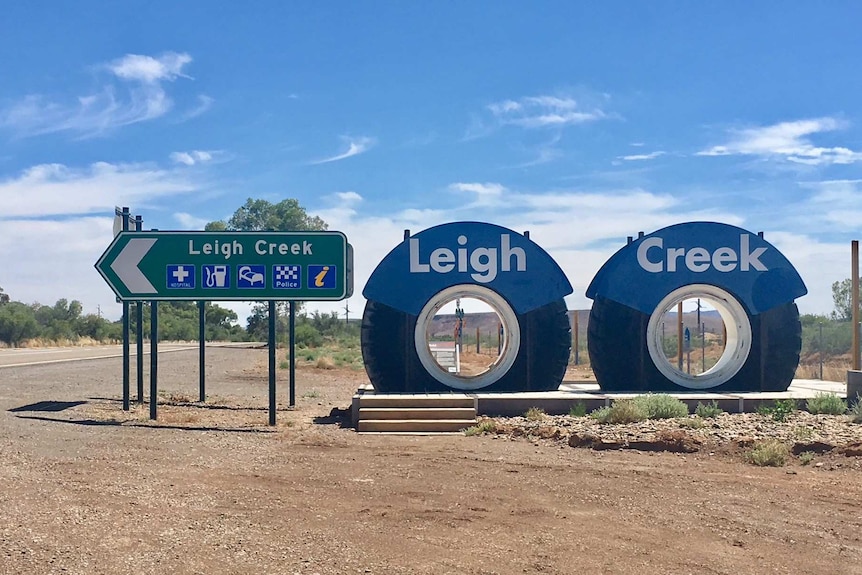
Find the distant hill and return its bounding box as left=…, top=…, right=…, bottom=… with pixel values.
left=430, top=308, right=724, bottom=339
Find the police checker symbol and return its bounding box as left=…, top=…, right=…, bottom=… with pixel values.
left=166, top=265, right=195, bottom=289
left=273, top=265, right=301, bottom=289
left=308, top=265, right=336, bottom=289
left=237, top=265, right=265, bottom=289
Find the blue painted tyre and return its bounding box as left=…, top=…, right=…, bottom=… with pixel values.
left=361, top=221, right=574, bottom=393
left=587, top=296, right=802, bottom=392
left=361, top=296, right=571, bottom=393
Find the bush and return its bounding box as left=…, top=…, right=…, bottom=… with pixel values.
left=695, top=400, right=724, bottom=419
left=568, top=402, right=587, bottom=417
left=524, top=407, right=546, bottom=421
left=849, top=395, right=862, bottom=424
left=464, top=420, right=497, bottom=436
left=746, top=440, right=790, bottom=467
left=757, top=399, right=797, bottom=422
left=632, top=394, right=689, bottom=419
left=591, top=400, right=647, bottom=424
left=294, top=323, right=323, bottom=348
left=805, top=392, right=847, bottom=415
left=799, top=451, right=816, bottom=466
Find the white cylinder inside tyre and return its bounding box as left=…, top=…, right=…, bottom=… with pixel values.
left=646, top=284, right=752, bottom=390
left=414, top=285, right=521, bottom=391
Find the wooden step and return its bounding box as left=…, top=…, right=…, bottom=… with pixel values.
left=358, top=394, right=474, bottom=409
left=359, top=407, right=477, bottom=420
left=357, top=419, right=477, bottom=433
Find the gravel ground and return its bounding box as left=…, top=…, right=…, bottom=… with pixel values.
left=2, top=346, right=862, bottom=575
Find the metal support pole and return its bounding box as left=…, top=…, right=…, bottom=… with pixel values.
left=120, top=207, right=130, bottom=411
left=289, top=301, right=296, bottom=408
left=852, top=240, right=860, bottom=371
left=573, top=312, right=579, bottom=365
left=701, top=322, right=705, bottom=374
left=677, top=302, right=683, bottom=371
left=136, top=303, right=144, bottom=403
left=199, top=300, right=206, bottom=402
left=819, top=322, right=824, bottom=380
left=268, top=301, right=276, bottom=426
left=135, top=215, right=144, bottom=404
left=122, top=303, right=130, bottom=411
left=150, top=301, right=158, bottom=420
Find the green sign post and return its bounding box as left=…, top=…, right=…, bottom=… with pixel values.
left=96, top=231, right=351, bottom=301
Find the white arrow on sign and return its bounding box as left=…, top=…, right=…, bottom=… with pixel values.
left=110, top=238, right=158, bottom=294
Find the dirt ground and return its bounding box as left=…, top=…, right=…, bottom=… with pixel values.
left=2, top=346, right=862, bottom=575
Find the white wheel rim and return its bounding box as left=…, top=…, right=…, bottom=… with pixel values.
left=646, top=284, right=752, bottom=390
left=414, top=285, right=521, bottom=391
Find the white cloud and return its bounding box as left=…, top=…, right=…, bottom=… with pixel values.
left=487, top=94, right=607, bottom=129
left=0, top=162, right=198, bottom=219
left=170, top=150, right=216, bottom=166
left=107, top=52, right=192, bottom=83
left=334, top=191, right=363, bottom=204
left=310, top=136, right=376, bottom=164
left=619, top=151, right=666, bottom=161
left=174, top=212, right=210, bottom=229
left=698, top=118, right=862, bottom=165
left=182, top=95, right=214, bottom=120
left=0, top=52, right=197, bottom=138
left=449, top=182, right=506, bottom=199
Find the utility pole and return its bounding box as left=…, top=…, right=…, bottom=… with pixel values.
left=343, top=301, right=350, bottom=325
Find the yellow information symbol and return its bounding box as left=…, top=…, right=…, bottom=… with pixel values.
left=308, top=265, right=336, bottom=289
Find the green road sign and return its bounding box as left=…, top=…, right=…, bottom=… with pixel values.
left=96, top=231, right=351, bottom=301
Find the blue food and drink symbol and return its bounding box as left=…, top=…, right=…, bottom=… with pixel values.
left=167, top=265, right=195, bottom=289
left=237, top=265, right=266, bottom=289
left=308, top=265, right=336, bottom=289
left=203, top=265, right=231, bottom=289
left=273, top=265, right=301, bottom=289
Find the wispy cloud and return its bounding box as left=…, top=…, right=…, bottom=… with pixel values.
left=0, top=161, right=199, bottom=219
left=449, top=182, right=507, bottom=207
left=174, top=212, right=210, bottom=229
left=170, top=150, right=217, bottom=166
left=619, top=151, right=666, bottom=161
left=698, top=118, right=862, bottom=165
left=182, top=95, right=214, bottom=120
left=0, top=52, right=198, bottom=138
left=487, top=94, right=607, bottom=129
left=310, top=136, right=376, bottom=164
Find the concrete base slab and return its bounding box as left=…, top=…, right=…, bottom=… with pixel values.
left=352, top=379, right=848, bottom=424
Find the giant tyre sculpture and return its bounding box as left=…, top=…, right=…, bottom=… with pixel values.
left=362, top=222, right=572, bottom=393
left=586, top=222, right=807, bottom=393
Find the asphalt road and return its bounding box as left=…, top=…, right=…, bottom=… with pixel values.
left=0, top=343, right=259, bottom=368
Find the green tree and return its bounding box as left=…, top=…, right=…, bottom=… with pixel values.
left=206, top=198, right=329, bottom=336
left=0, top=302, right=40, bottom=346
left=0, top=286, right=9, bottom=305
left=206, top=198, right=327, bottom=232
left=832, top=278, right=862, bottom=321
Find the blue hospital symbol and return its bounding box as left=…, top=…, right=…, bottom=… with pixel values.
left=308, top=265, right=336, bottom=289
left=167, top=265, right=195, bottom=289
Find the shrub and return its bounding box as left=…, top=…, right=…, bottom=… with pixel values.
left=678, top=417, right=705, bottom=429
left=315, top=356, right=335, bottom=370
left=632, top=394, right=689, bottom=419
left=464, top=420, right=497, bottom=436
left=799, top=451, right=816, bottom=466
left=849, top=395, right=862, bottom=424
left=568, top=402, right=587, bottom=417
left=524, top=407, right=546, bottom=421
left=294, top=323, right=323, bottom=348
left=746, top=440, right=790, bottom=467
left=806, top=392, right=847, bottom=415
left=591, top=400, right=647, bottom=424
left=695, top=400, right=723, bottom=419
left=757, top=399, right=797, bottom=422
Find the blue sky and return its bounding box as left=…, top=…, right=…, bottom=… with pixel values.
left=1, top=2, right=861, bottom=321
